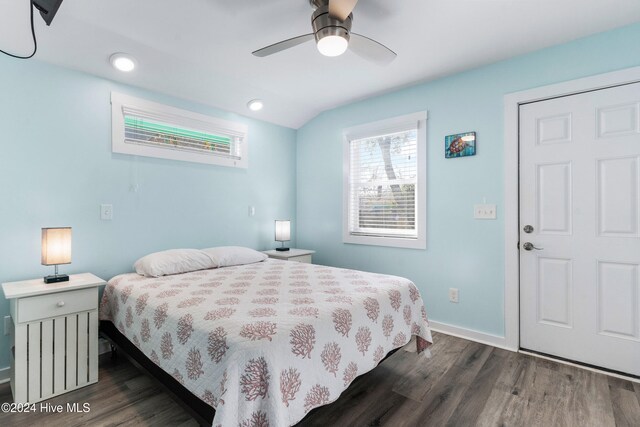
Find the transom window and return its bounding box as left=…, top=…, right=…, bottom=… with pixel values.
left=111, top=92, right=248, bottom=168
left=343, top=112, right=427, bottom=249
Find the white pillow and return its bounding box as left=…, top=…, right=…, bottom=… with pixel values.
left=201, top=246, right=267, bottom=268
left=134, top=249, right=217, bottom=277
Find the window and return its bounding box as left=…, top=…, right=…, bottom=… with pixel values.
left=111, top=92, right=248, bottom=168
left=343, top=112, right=427, bottom=249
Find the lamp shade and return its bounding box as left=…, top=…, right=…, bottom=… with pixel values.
left=41, top=227, right=72, bottom=266
left=275, top=220, right=291, bottom=242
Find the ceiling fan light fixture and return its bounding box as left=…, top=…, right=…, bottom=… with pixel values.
left=317, top=35, right=349, bottom=57
left=251, top=1, right=396, bottom=64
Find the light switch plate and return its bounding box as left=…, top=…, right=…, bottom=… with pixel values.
left=449, top=288, right=459, bottom=303
left=474, top=204, right=497, bottom=219
left=101, top=204, right=113, bottom=220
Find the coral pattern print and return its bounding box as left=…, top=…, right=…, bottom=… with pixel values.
left=99, top=259, right=433, bottom=426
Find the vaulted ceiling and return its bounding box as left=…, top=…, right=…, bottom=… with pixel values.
left=1, top=0, right=639, bottom=128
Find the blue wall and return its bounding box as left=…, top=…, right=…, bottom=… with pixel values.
left=296, top=23, right=640, bottom=337
left=1, top=22, right=639, bottom=376
left=0, top=58, right=297, bottom=371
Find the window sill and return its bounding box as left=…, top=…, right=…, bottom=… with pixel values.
left=343, top=234, right=426, bottom=250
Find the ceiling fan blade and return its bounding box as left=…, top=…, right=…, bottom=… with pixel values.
left=252, top=34, right=315, bottom=57
left=329, top=0, right=359, bottom=21
left=349, top=33, right=397, bottom=65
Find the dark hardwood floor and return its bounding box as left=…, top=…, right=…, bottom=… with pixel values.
left=1, top=332, right=639, bottom=426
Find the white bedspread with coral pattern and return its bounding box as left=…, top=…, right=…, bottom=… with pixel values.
left=99, top=259, right=432, bottom=426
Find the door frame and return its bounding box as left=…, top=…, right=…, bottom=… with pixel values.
left=503, top=66, right=640, bottom=351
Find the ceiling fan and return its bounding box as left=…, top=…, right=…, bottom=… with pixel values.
left=252, top=0, right=396, bottom=65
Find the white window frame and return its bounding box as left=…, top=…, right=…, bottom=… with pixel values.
left=111, top=92, right=249, bottom=168
left=342, top=111, right=427, bottom=249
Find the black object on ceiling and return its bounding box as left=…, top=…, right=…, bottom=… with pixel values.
left=1, top=0, right=64, bottom=59
left=32, top=0, right=64, bottom=26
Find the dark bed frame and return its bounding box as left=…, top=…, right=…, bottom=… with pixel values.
left=100, top=320, right=216, bottom=425
left=100, top=320, right=401, bottom=426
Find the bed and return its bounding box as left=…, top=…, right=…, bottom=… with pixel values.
left=99, top=255, right=432, bottom=426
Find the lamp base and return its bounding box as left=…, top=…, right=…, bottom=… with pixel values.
left=275, top=247, right=290, bottom=252
left=44, top=274, right=69, bottom=284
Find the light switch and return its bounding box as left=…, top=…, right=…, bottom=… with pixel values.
left=248, top=206, right=256, bottom=217
left=474, top=204, right=497, bottom=219
left=101, top=204, right=113, bottom=220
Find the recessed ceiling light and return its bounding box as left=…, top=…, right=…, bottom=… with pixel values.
left=110, top=53, right=136, bottom=72
left=247, top=99, right=264, bottom=112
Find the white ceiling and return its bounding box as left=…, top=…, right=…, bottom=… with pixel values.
left=1, top=0, right=639, bottom=129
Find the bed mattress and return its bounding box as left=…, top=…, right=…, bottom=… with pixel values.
left=99, top=259, right=432, bottom=426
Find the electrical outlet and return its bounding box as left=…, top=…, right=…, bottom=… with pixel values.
left=449, top=288, right=459, bottom=303
left=101, top=204, right=113, bottom=220
left=474, top=204, right=497, bottom=219
left=4, top=316, right=11, bottom=335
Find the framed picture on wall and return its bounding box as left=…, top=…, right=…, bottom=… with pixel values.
left=445, top=132, right=476, bottom=158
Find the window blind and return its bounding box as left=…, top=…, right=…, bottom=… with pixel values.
left=122, top=106, right=243, bottom=160
left=348, top=128, right=418, bottom=238
left=112, top=93, right=249, bottom=168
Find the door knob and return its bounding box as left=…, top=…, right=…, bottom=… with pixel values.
left=522, top=242, right=543, bottom=251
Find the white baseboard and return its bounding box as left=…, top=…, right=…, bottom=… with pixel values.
left=0, top=366, right=10, bottom=384
left=429, top=320, right=517, bottom=352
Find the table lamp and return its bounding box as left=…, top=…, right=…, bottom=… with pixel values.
left=41, top=227, right=72, bottom=283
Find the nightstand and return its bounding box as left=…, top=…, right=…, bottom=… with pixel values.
left=263, top=249, right=315, bottom=264
left=1, top=273, right=105, bottom=404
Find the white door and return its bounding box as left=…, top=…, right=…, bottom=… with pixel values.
left=520, top=82, right=640, bottom=376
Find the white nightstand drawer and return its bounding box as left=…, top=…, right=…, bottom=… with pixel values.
left=290, top=254, right=312, bottom=264
left=263, top=249, right=315, bottom=264
left=18, top=287, right=98, bottom=323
